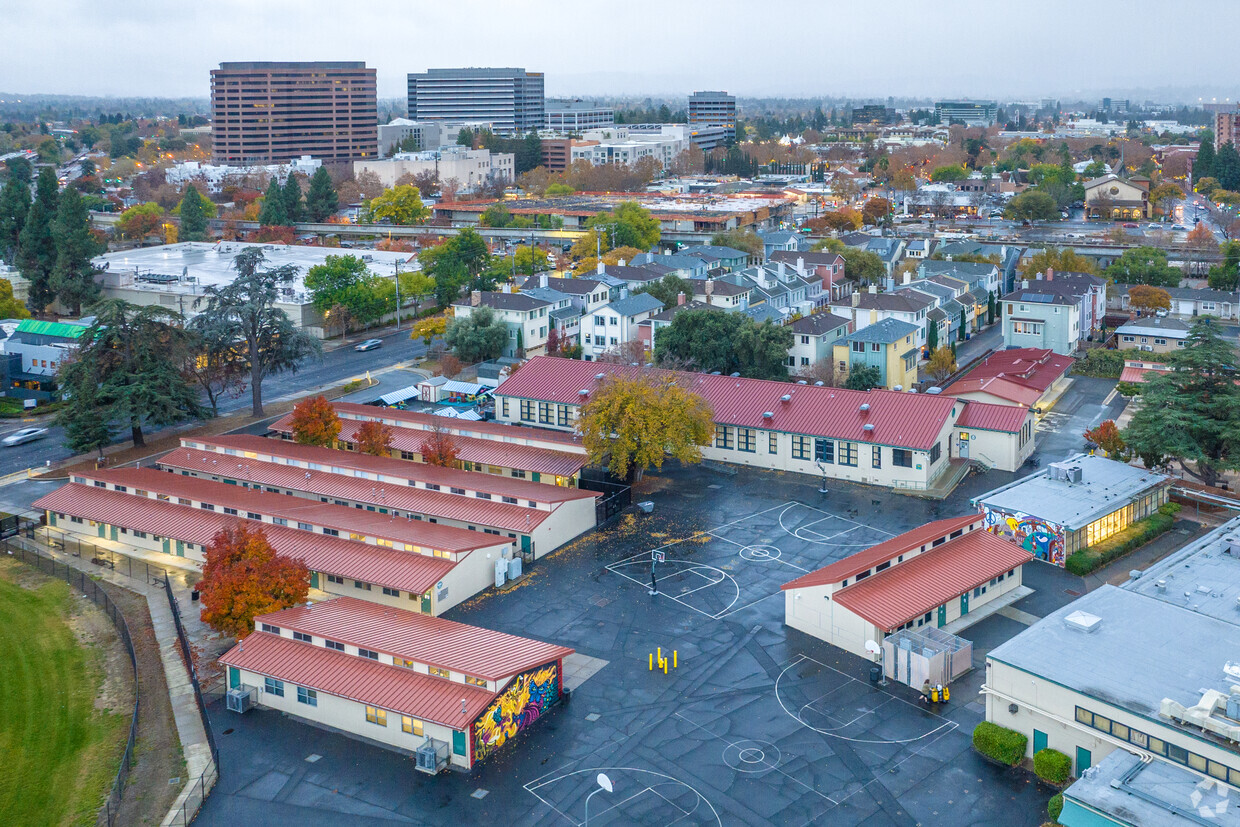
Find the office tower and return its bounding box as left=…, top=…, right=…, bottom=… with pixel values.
left=406, top=68, right=545, bottom=135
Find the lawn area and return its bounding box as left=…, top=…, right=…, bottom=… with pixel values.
left=0, top=560, right=128, bottom=826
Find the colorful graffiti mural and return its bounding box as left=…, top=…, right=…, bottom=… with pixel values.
left=472, top=663, right=559, bottom=762
left=981, top=506, right=1066, bottom=567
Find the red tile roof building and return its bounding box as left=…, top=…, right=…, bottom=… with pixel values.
left=944, top=348, right=1074, bottom=409
left=220, top=597, right=572, bottom=770
left=782, top=515, right=1031, bottom=659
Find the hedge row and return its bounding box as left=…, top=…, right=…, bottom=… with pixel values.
left=972, top=721, right=1027, bottom=766
left=1064, top=503, right=1180, bottom=576
left=1034, top=748, right=1073, bottom=784
left=1048, top=793, right=1064, bottom=822
left=1072, top=348, right=1124, bottom=378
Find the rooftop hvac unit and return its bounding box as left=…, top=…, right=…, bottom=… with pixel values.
left=508, top=556, right=523, bottom=579
left=414, top=738, right=450, bottom=774
left=1067, top=466, right=1083, bottom=483
left=226, top=686, right=254, bottom=714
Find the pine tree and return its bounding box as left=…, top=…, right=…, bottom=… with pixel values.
left=178, top=183, right=208, bottom=241
left=927, top=315, right=939, bottom=352
left=282, top=175, right=303, bottom=223
left=1215, top=142, right=1240, bottom=192
left=50, top=187, right=103, bottom=316
left=257, top=178, right=288, bottom=227
left=57, top=371, right=115, bottom=458
left=1195, top=139, right=1216, bottom=183
left=305, top=166, right=338, bottom=221
left=958, top=307, right=967, bottom=341
left=17, top=168, right=58, bottom=315
left=0, top=175, right=31, bottom=261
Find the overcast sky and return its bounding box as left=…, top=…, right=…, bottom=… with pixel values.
left=5, top=0, right=1239, bottom=103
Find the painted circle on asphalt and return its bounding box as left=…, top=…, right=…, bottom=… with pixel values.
left=739, top=545, right=781, bottom=562
left=723, top=739, right=782, bottom=774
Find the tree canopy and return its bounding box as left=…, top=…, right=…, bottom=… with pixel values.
left=444, top=304, right=508, bottom=362
left=178, top=184, right=210, bottom=241
left=653, top=308, right=793, bottom=380
left=418, top=228, right=490, bottom=306
left=198, top=522, right=310, bottom=638
left=49, top=186, right=104, bottom=315
left=256, top=178, right=289, bottom=227
left=930, top=164, right=969, bottom=182
left=363, top=184, right=430, bottom=225
left=709, top=229, right=763, bottom=258
left=1126, top=284, right=1172, bottom=313
left=305, top=166, right=339, bottom=222
left=581, top=200, right=660, bottom=253
left=844, top=364, right=882, bottom=390
left=635, top=274, right=692, bottom=308
left=18, top=167, right=59, bottom=314
left=289, top=395, right=341, bottom=447
left=576, top=373, right=714, bottom=482
left=1021, top=247, right=1098, bottom=276
left=1104, top=247, right=1182, bottom=287
left=1005, top=190, right=1059, bottom=221
left=304, top=254, right=392, bottom=327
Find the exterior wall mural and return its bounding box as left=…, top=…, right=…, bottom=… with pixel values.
left=472, top=662, right=559, bottom=762
left=981, top=506, right=1066, bottom=567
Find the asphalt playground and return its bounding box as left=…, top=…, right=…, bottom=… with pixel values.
left=197, top=463, right=1058, bottom=827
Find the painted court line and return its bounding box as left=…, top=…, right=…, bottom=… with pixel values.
left=524, top=766, right=723, bottom=827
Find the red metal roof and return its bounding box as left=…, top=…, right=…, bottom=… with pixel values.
left=331, top=402, right=584, bottom=450
left=955, top=401, right=1030, bottom=434
left=944, top=376, right=1042, bottom=408
left=1120, top=364, right=1171, bottom=384
left=76, top=467, right=498, bottom=554
left=498, top=357, right=959, bottom=451
left=219, top=631, right=496, bottom=728
left=269, top=416, right=588, bottom=479
left=945, top=348, right=1073, bottom=403
left=832, top=531, right=1033, bottom=631
left=158, top=447, right=550, bottom=534
left=781, top=514, right=983, bottom=590
left=34, top=484, right=458, bottom=594
left=256, top=597, right=573, bottom=681
left=186, top=434, right=596, bottom=505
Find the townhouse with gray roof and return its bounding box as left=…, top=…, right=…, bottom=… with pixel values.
left=828, top=286, right=932, bottom=347
left=785, top=311, right=852, bottom=374
left=582, top=292, right=664, bottom=361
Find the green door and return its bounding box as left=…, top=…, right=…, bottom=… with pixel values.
left=937, top=605, right=947, bottom=628
left=960, top=591, right=970, bottom=616
left=420, top=591, right=432, bottom=614
left=97, top=522, right=106, bottom=539
left=175, top=540, right=185, bottom=557
left=1033, top=729, right=1048, bottom=754
left=310, top=571, right=319, bottom=590
left=228, top=666, right=240, bottom=689
left=48, top=512, right=56, bottom=528
left=161, top=537, right=171, bottom=555
left=1076, top=746, right=1092, bottom=774
left=520, top=535, right=531, bottom=558
left=110, top=525, right=118, bottom=542
left=531, top=472, right=540, bottom=483
left=452, top=729, right=467, bottom=757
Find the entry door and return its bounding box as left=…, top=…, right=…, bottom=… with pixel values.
left=1076, top=746, right=1092, bottom=774
left=229, top=666, right=240, bottom=689
left=452, top=730, right=467, bottom=757
left=960, top=591, right=970, bottom=615
left=97, top=522, right=106, bottom=539
left=175, top=540, right=185, bottom=557
left=531, top=472, right=541, bottom=483
left=420, top=591, right=432, bottom=614
left=161, top=537, right=170, bottom=555
left=110, top=525, right=118, bottom=542
left=937, top=605, right=947, bottom=627
left=520, top=535, right=531, bottom=558
left=48, top=512, right=56, bottom=528
left=958, top=437, right=969, bottom=459
left=1033, top=729, right=1048, bottom=754
left=309, top=571, right=319, bottom=590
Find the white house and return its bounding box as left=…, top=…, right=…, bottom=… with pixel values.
left=453, top=290, right=555, bottom=358
left=582, top=293, right=664, bottom=360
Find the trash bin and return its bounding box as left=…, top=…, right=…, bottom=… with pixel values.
left=869, top=666, right=881, bottom=684
left=637, top=501, right=654, bottom=514
left=191, top=590, right=200, bottom=602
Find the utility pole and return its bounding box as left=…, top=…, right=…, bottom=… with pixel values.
left=393, top=261, right=402, bottom=329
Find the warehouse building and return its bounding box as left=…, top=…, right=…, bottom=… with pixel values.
left=164, top=434, right=598, bottom=559
left=221, top=597, right=572, bottom=771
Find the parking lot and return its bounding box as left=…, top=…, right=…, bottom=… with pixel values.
left=198, top=461, right=1063, bottom=826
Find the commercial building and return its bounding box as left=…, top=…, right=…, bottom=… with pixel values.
left=377, top=119, right=493, bottom=156
left=407, top=68, right=544, bottom=135
left=2, top=318, right=87, bottom=398
left=973, top=453, right=1170, bottom=567
left=831, top=318, right=921, bottom=391
left=494, top=356, right=1035, bottom=490
left=689, top=91, right=737, bottom=134
left=1083, top=174, right=1151, bottom=221
left=852, top=105, right=896, bottom=125
left=783, top=514, right=1030, bottom=663
left=92, top=243, right=414, bottom=338
left=162, top=433, right=597, bottom=560
left=210, top=61, right=378, bottom=164
left=984, top=517, right=1240, bottom=810
left=1217, top=111, right=1239, bottom=152
left=545, top=100, right=614, bottom=131
left=568, top=125, right=690, bottom=169
left=1115, top=316, right=1191, bottom=353
left=943, top=348, right=1074, bottom=410
left=355, top=147, right=513, bottom=190
left=166, top=156, right=321, bottom=195
left=220, top=597, right=572, bottom=771
left=933, top=100, right=998, bottom=126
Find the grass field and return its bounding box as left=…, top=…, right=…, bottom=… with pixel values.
left=0, top=560, right=128, bottom=826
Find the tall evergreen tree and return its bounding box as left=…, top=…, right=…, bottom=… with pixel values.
left=57, top=370, right=115, bottom=458
left=281, top=174, right=303, bottom=223
left=1215, top=142, right=1240, bottom=192
left=257, top=178, right=288, bottom=226
left=0, top=174, right=31, bottom=261
left=17, top=167, right=58, bottom=315
left=178, top=183, right=209, bottom=241
left=1195, top=139, right=1216, bottom=183
left=50, top=187, right=103, bottom=315
left=305, top=166, right=338, bottom=221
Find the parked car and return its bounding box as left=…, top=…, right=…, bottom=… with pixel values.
left=2, top=427, right=48, bottom=447
left=354, top=338, right=383, bottom=352
left=918, top=212, right=934, bottom=219
left=1122, top=222, right=1138, bottom=229
left=1171, top=224, right=1188, bottom=231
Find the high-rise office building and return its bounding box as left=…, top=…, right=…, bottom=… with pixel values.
left=406, top=68, right=545, bottom=135
left=210, top=61, right=377, bottom=164
left=689, top=91, right=737, bottom=133
left=933, top=100, right=997, bottom=126
left=545, top=100, right=614, bottom=132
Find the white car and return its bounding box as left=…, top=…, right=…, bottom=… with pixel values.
left=1, top=427, right=48, bottom=447
left=354, top=338, right=383, bottom=352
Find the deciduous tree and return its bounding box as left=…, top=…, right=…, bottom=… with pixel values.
left=1126, top=284, right=1172, bottom=314
left=0, top=279, right=29, bottom=319
left=1021, top=247, right=1098, bottom=276
left=926, top=346, right=957, bottom=382
left=653, top=308, right=793, bottom=379
left=1005, top=190, right=1059, bottom=221
left=304, top=254, right=391, bottom=327
left=577, top=373, right=714, bottom=482
left=411, top=315, right=447, bottom=345
left=356, top=419, right=394, bottom=457
left=290, top=395, right=341, bottom=447
left=198, top=522, right=310, bottom=638
left=1084, top=420, right=1126, bottom=458
left=363, top=184, right=430, bottom=225
left=1105, top=247, right=1182, bottom=288
left=419, top=424, right=459, bottom=467
left=708, top=229, right=763, bottom=258
left=444, top=305, right=508, bottom=362
left=844, top=364, right=882, bottom=390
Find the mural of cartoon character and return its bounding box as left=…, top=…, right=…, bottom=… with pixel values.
left=981, top=507, right=1065, bottom=566
left=472, top=664, right=559, bottom=762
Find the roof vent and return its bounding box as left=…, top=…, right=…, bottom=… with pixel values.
left=730, top=372, right=740, bottom=378
left=780, top=394, right=792, bottom=403
left=893, top=385, right=903, bottom=392
left=860, top=403, right=871, bottom=412
left=595, top=373, right=605, bottom=381
left=578, top=389, right=589, bottom=397
left=1063, top=610, right=1103, bottom=633
left=863, top=423, right=875, bottom=431
left=762, top=411, right=774, bottom=419
left=814, top=381, right=824, bottom=387
left=796, top=380, right=808, bottom=385
left=711, top=371, right=722, bottom=375
left=1155, top=579, right=1167, bottom=590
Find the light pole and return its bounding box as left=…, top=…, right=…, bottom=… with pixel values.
left=393, top=261, right=402, bottom=329
left=584, top=772, right=613, bottom=826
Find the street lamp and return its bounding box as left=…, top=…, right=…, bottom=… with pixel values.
left=584, top=773, right=614, bottom=826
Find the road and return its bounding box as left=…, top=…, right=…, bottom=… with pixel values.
left=1030, top=376, right=1126, bottom=464
left=0, top=326, right=431, bottom=477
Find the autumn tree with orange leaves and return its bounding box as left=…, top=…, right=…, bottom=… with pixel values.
left=197, top=522, right=309, bottom=637
left=1084, top=420, right=1127, bottom=459
left=420, top=423, right=459, bottom=467
left=357, top=419, right=394, bottom=456
left=290, top=395, right=341, bottom=447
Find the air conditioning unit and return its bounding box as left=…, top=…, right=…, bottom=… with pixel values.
left=414, top=738, right=450, bottom=774
left=226, top=686, right=254, bottom=714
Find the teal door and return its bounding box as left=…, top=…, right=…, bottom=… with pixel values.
left=175, top=540, right=185, bottom=557
left=520, top=535, right=531, bottom=557
left=48, top=512, right=56, bottom=528
left=161, top=537, right=170, bottom=555
left=1033, top=729, right=1048, bottom=754
left=531, top=472, right=541, bottom=483
left=960, top=591, right=970, bottom=616
left=937, top=605, right=947, bottom=627
left=420, top=591, right=432, bottom=614
left=1076, top=746, right=1092, bottom=774
left=452, top=730, right=467, bottom=757
left=97, top=522, right=106, bottom=539
left=109, top=525, right=118, bottom=542
left=310, top=571, right=319, bottom=589
left=228, top=666, right=240, bottom=689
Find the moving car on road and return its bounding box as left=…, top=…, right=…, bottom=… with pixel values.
left=354, top=338, right=383, bottom=352
left=2, top=427, right=48, bottom=447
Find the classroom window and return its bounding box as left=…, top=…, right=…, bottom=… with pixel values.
left=872, top=446, right=881, bottom=469
left=261, top=623, right=280, bottom=634
left=737, top=428, right=756, bottom=453
left=714, top=426, right=733, bottom=449
left=382, top=587, right=400, bottom=597
left=538, top=402, right=553, bottom=424
left=354, top=581, right=371, bottom=591
left=402, top=716, right=423, bottom=736
left=520, top=400, right=535, bottom=422
left=365, top=706, right=387, bottom=726
left=465, top=676, right=487, bottom=687
left=429, top=666, right=449, bottom=678
left=814, top=438, right=833, bottom=463
left=325, top=640, right=344, bottom=651
left=558, top=405, right=570, bottom=427
left=358, top=648, right=379, bottom=660
left=297, top=687, right=317, bottom=707
left=768, top=432, right=778, bottom=454
left=224, top=507, right=238, bottom=516
left=327, top=574, right=344, bottom=585
left=791, top=436, right=811, bottom=461
left=394, top=658, right=415, bottom=669
left=292, top=631, right=312, bottom=642
left=323, top=527, right=339, bottom=536
left=838, top=442, right=857, bottom=467
left=264, top=677, right=284, bottom=697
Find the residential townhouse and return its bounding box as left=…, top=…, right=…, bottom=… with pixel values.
left=1108, top=284, right=1240, bottom=321
left=785, top=312, right=853, bottom=374
left=1115, top=316, right=1192, bottom=353
left=676, top=244, right=753, bottom=273
left=865, top=237, right=906, bottom=277
left=1002, top=270, right=1106, bottom=355
left=929, top=243, right=1024, bottom=293
left=832, top=318, right=922, bottom=390
left=453, top=290, right=557, bottom=358
left=904, top=238, right=938, bottom=260
left=829, top=287, right=932, bottom=347
left=903, top=280, right=966, bottom=344
left=519, top=274, right=613, bottom=312
left=628, top=252, right=712, bottom=279
left=729, top=262, right=818, bottom=316
left=757, top=229, right=807, bottom=258
left=689, top=277, right=752, bottom=310
left=581, top=293, right=664, bottom=360
left=768, top=250, right=853, bottom=303
left=519, top=285, right=579, bottom=350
